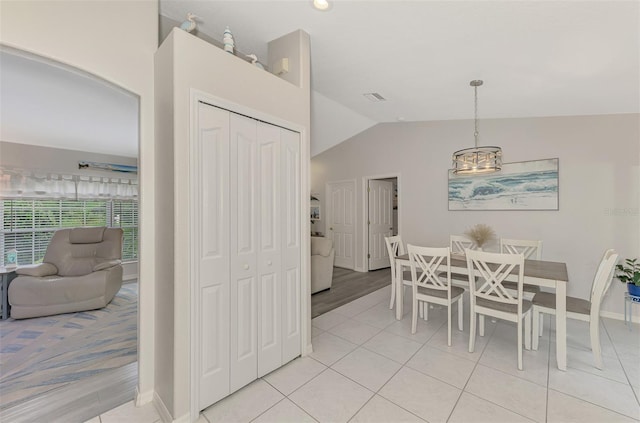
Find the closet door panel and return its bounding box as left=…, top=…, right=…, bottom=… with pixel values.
left=196, top=103, right=230, bottom=410
left=257, top=123, right=282, bottom=377
left=230, top=113, right=258, bottom=392
left=281, top=128, right=301, bottom=363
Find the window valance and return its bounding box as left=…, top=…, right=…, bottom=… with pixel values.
left=0, top=167, right=138, bottom=200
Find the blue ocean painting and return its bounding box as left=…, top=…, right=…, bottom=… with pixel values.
left=448, top=158, right=558, bottom=210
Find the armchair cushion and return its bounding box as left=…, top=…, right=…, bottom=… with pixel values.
left=93, top=259, right=122, bottom=271
left=16, top=263, right=58, bottom=277
left=311, top=236, right=333, bottom=257
left=69, top=227, right=106, bottom=244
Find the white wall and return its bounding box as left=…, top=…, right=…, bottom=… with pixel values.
left=311, top=114, right=640, bottom=318
left=155, top=28, right=311, bottom=421
left=0, top=0, right=157, bottom=404
left=310, top=91, right=376, bottom=157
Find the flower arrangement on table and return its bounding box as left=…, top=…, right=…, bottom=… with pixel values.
left=464, top=224, right=496, bottom=250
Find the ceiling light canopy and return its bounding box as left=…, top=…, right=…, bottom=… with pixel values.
left=451, top=80, right=502, bottom=175
left=312, top=0, right=331, bottom=11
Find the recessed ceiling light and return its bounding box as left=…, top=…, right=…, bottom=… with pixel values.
left=313, top=0, right=331, bottom=11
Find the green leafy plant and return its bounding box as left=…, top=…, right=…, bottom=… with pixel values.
left=615, top=258, right=640, bottom=287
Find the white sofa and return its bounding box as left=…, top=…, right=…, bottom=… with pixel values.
left=311, top=236, right=335, bottom=294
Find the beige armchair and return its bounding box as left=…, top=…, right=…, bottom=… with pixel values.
left=311, top=236, right=335, bottom=294
left=9, top=227, right=124, bottom=319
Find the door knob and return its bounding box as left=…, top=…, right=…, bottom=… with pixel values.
left=243, top=264, right=249, bottom=270
left=389, top=227, right=393, bottom=230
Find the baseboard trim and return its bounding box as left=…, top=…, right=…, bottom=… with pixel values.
left=136, top=387, right=154, bottom=406
left=153, top=392, right=172, bottom=423
left=304, top=342, right=313, bottom=355
left=601, top=310, right=640, bottom=324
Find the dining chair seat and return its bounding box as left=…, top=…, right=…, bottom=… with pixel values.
left=476, top=297, right=533, bottom=314
left=440, top=272, right=476, bottom=282
left=532, top=292, right=591, bottom=315
left=417, top=285, right=465, bottom=300
left=503, top=281, right=540, bottom=294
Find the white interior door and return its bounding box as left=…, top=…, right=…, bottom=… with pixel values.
left=229, top=113, right=258, bottom=393
left=368, top=180, right=393, bottom=270
left=280, top=128, right=301, bottom=364
left=196, top=103, right=231, bottom=410
left=327, top=181, right=355, bottom=269
left=256, top=122, right=282, bottom=377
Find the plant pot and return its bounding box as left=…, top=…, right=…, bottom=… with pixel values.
left=628, top=283, right=640, bottom=297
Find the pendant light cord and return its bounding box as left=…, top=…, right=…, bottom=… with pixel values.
left=474, top=84, right=479, bottom=148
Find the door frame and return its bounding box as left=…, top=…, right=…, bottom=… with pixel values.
left=189, top=89, right=310, bottom=421
left=325, top=179, right=357, bottom=270
left=362, top=173, right=402, bottom=272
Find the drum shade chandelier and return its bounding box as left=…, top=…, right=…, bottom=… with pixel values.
left=451, top=80, right=502, bottom=175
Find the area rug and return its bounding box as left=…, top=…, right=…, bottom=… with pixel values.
left=0, top=282, right=137, bottom=410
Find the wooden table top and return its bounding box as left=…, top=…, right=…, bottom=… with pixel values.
left=396, top=253, right=568, bottom=282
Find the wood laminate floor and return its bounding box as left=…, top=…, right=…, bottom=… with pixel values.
left=311, top=266, right=391, bottom=318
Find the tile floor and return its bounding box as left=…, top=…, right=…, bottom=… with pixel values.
left=86, top=287, right=640, bottom=423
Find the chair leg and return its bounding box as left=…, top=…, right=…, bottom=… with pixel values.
left=389, top=278, right=396, bottom=309
left=424, top=302, right=429, bottom=321
left=419, top=301, right=424, bottom=319
left=517, top=319, right=523, bottom=371
left=532, top=309, right=540, bottom=351
left=479, top=315, right=485, bottom=337
left=411, top=297, right=418, bottom=334
left=458, top=297, right=464, bottom=331
left=447, top=303, right=452, bottom=346
left=539, top=313, right=544, bottom=336
left=590, top=318, right=603, bottom=369
left=524, top=312, right=531, bottom=351
left=469, top=311, right=477, bottom=353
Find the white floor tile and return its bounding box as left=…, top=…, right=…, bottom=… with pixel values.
left=363, top=331, right=422, bottom=364
left=426, top=318, right=494, bottom=362
left=328, top=319, right=382, bottom=345
left=332, top=347, right=402, bottom=391
left=448, top=392, right=535, bottom=423
left=465, top=365, right=547, bottom=422
left=202, top=379, right=283, bottom=423
left=547, top=389, right=638, bottom=423
left=83, top=417, right=101, bottom=423
left=352, top=302, right=398, bottom=329
left=289, top=369, right=374, bottom=423
left=309, top=332, right=358, bottom=366
left=550, top=343, right=630, bottom=384
left=252, top=398, right=316, bottom=423
left=311, top=326, right=324, bottom=338
left=548, top=366, right=640, bottom=419
left=100, top=401, right=160, bottom=423
left=406, top=345, right=476, bottom=389
left=263, top=356, right=326, bottom=395
left=549, top=319, right=618, bottom=358
left=350, top=395, right=425, bottom=423
left=383, top=311, right=445, bottom=344
left=312, top=310, right=348, bottom=331
left=378, top=367, right=461, bottom=423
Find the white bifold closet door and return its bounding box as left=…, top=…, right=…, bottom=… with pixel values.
left=196, top=102, right=301, bottom=411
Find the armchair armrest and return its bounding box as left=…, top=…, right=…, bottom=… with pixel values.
left=93, top=259, right=122, bottom=271
left=17, top=262, right=58, bottom=277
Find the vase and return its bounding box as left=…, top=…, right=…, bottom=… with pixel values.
left=628, top=283, right=640, bottom=298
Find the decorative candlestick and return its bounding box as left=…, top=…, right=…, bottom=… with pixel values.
left=223, top=26, right=235, bottom=54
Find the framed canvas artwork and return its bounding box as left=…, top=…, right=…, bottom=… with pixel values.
left=448, top=158, right=559, bottom=211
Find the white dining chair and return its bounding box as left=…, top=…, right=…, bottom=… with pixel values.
left=447, top=235, right=478, bottom=287
left=466, top=249, right=532, bottom=370
left=385, top=235, right=412, bottom=310
left=500, top=238, right=543, bottom=332
left=532, top=249, right=618, bottom=369
left=408, top=244, right=464, bottom=346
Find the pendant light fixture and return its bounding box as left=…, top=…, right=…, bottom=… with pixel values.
left=451, top=80, right=502, bottom=175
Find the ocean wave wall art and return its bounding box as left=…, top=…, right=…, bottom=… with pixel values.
left=448, top=158, right=559, bottom=210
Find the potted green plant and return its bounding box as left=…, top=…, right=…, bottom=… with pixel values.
left=615, top=258, right=640, bottom=297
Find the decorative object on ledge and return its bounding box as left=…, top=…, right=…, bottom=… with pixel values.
left=5, top=248, right=18, bottom=268
left=272, top=57, right=289, bottom=76
left=79, top=161, right=138, bottom=174
left=223, top=26, right=235, bottom=54
left=246, top=54, right=265, bottom=70
left=452, top=80, right=502, bottom=175
left=448, top=158, right=559, bottom=210
left=464, top=224, right=495, bottom=250
left=179, top=12, right=200, bottom=33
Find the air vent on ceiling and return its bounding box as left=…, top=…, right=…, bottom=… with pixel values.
left=363, top=92, right=386, bottom=102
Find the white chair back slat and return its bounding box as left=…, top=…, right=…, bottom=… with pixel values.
left=500, top=238, right=542, bottom=260
left=590, top=249, right=619, bottom=309
left=408, top=245, right=450, bottom=292
left=385, top=235, right=405, bottom=278
left=466, top=249, right=525, bottom=306
left=450, top=235, right=477, bottom=255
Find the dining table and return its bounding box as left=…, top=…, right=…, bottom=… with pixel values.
left=394, top=253, right=569, bottom=371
